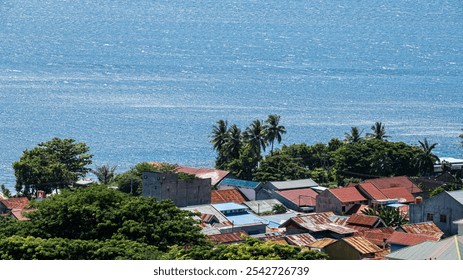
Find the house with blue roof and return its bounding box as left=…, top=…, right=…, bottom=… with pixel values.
left=211, top=202, right=269, bottom=235
left=217, top=178, right=263, bottom=200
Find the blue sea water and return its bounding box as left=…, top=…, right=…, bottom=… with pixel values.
left=1, top=0, right=462, bottom=190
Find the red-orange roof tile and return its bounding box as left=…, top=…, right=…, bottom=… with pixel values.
left=0, top=197, right=30, bottom=210
left=387, top=231, right=439, bottom=246
left=276, top=188, right=318, bottom=207
left=380, top=187, right=415, bottom=203
left=211, top=189, right=247, bottom=204
left=329, top=187, right=367, bottom=203
left=365, top=176, right=421, bottom=194
left=207, top=230, right=248, bottom=244
left=358, top=182, right=388, bottom=200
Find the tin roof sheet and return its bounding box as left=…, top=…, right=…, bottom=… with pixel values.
left=307, top=238, right=337, bottom=249
left=342, top=236, right=383, bottom=255
left=387, top=232, right=439, bottom=246
left=346, top=214, right=381, bottom=227
left=358, top=182, right=388, bottom=200
left=211, top=189, right=248, bottom=204
left=329, top=187, right=367, bottom=203
left=276, top=188, right=318, bottom=207
left=365, top=176, right=421, bottom=194
left=285, top=233, right=317, bottom=246
left=447, top=189, right=463, bottom=205
left=281, top=212, right=356, bottom=235
left=181, top=204, right=229, bottom=223
left=243, top=199, right=283, bottom=214
left=399, top=222, right=444, bottom=239
left=212, top=202, right=249, bottom=212
left=380, top=187, right=415, bottom=203
left=270, top=179, right=320, bottom=190
left=207, top=231, right=248, bottom=243
left=386, top=235, right=463, bottom=260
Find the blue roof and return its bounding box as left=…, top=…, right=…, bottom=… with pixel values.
left=226, top=212, right=269, bottom=226
left=212, top=202, right=248, bottom=212
left=386, top=203, right=407, bottom=208
left=218, top=178, right=261, bottom=189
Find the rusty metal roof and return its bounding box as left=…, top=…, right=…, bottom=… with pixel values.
left=354, top=227, right=395, bottom=246
left=329, top=187, right=367, bottom=203
left=365, top=176, right=421, bottom=194
left=211, top=189, right=248, bottom=204
left=307, top=238, right=337, bottom=249
left=285, top=233, right=317, bottom=246
left=207, top=230, right=248, bottom=244
left=399, top=222, right=444, bottom=239
left=346, top=214, right=381, bottom=227
left=342, top=236, right=383, bottom=254
left=280, top=212, right=357, bottom=235
left=387, top=231, right=439, bottom=246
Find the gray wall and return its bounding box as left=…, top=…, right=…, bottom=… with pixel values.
left=142, top=171, right=211, bottom=207
left=410, top=192, right=463, bottom=236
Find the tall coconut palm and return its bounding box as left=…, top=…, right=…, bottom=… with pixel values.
left=210, top=119, right=229, bottom=152
left=91, top=164, right=117, bottom=184
left=243, top=119, right=267, bottom=157
left=366, top=122, right=390, bottom=140
left=226, top=124, right=243, bottom=160
left=415, top=138, right=439, bottom=176
left=344, top=127, right=363, bottom=143
left=264, top=114, right=286, bottom=154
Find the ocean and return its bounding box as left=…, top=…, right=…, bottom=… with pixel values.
left=1, top=0, right=462, bottom=190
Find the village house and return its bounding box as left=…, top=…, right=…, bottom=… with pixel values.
left=396, top=221, right=444, bottom=239
left=344, top=214, right=387, bottom=232
left=363, top=176, right=422, bottom=196
left=257, top=178, right=323, bottom=199
left=323, top=236, right=383, bottom=260
left=216, top=178, right=263, bottom=201
left=354, top=182, right=415, bottom=207
left=409, top=190, right=463, bottom=236
left=211, top=189, right=248, bottom=204
left=0, top=197, right=30, bottom=214
left=316, top=187, right=368, bottom=215
left=243, top=199, right=285, bottom=215
left=386, top=231, right=439, bottom=252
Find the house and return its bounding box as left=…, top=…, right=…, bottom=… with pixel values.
left=354, top=227, right=395, bottom=248
left=323, top=236, right=383, bottom=260
left=364, top=176, right=421, bottom=195
left=272, top=188, right=318, bottom=212
left=211, top=189, right=247, bottom=204
left=141, top=171, right=211, bottom=207
left=355, top=182, right=415, bottom=206
left=344, top=214, right=386, bottom=232
left=243, top=199, right=285, bottom=215
left=279, top=212, right=356, bottom=239
left=257, top=178, right=321, bottom=200
left=409, top=190, right=463, bottom=236
left=387, top=231, right=439, bottom=252
left=386, top=235, right=463, bottom=260
left=285, top=233, right=317, bottom=247
left=396, top=221, right=444, bottom=239
left=217, top=178, right=263, bottom=200
left=258, top=212, right=298, bottom=228
left=212, top=202, right=268, bottom=235
left=0, top=197, right=30, bottom=214
left=316, top=187, right=368, bottom=215
left=150, top=162, right=232, bottom=186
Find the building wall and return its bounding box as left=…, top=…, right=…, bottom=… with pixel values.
left=409, top=192, right=463, bottom=236
left=142, top=171, right=211, bottom=207
left=316, top=190, right=343, bottom=214
left=324, top=241, right=362, bottom=260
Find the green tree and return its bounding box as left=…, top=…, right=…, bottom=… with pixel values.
left=415, top=138, right=439, bottom=176
left=361, top=206, right=408, bottom=227
left=211, top=120, right=230, bottom=169
left=225, top=144, right=259, bottom=180
left=366, top=122, right=390, bottom=140
left=264, top=114, right=286, bottom=154
left=254, top=154, right=311, bottom=181
left=13, top=137, right=93, bottom=197
left=243, top=119, right=267, bottom=159
left=344, top=127, right=364, bottom=143
left=226, top=124, right=243, bottom=161
left=91, top=164, right=117, bottom=184
left=1, top=184, right=11, bottom=198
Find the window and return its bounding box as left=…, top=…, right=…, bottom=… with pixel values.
left=426, top=213, right=434, bottom=221
left=440, top=215, right=447, bottom=223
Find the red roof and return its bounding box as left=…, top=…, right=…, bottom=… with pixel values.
left=0, top=197, right=30, bottom=210
left=211, top=189, right=247, bottom=204
left=365, top=176, right=421, bottom=194
left=358, top=182, right=388, bottom=200
left=346, top=214, right=381, bottom=227
left=380, top=187, right=415, bottom=203
left=329, top=187, right=367, bottom=203
left=387, top=232, right=439, bottom=246
left=276, top=188, right=318, bottom=207
left=207, top=230, right=248, bottom=244
left=356, top=228, right=395, bottom=247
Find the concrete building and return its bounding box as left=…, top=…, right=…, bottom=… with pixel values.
left=142, top=171, right=211, bottom=207
left=409, top=190, right=463, bottom=236
left=316, top=187, right=368, bottom=215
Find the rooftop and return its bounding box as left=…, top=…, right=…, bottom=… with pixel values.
left=307, top=238, right=337, bottom=249
left=386, top=235, right=463, bottom=260
left=276, top=188, right=318, bottom=207
left=280, top=212, right=357, bottom=235
left=270, top=179, right=320, bottom=190
left=149, top=162, right=229, bottom=185
left=329, top=187, right=367, bottom=203
left=399, top=222, right=444, bottom=239
left=212, top=202, right=249, bottom=213
left=207, top=231, right=248, bottom=244
left=342, top=236, right=383, bottom=255
left=365, top=176, right=421, bottom=194
left=285, top=233, right=317, bottom=246
left=387, top=232, right=439, bottom=246
left=0, top=197, right=30, bottom=210
left=447, top=189, right=463, bottom=205
left=243, top=199, right=283, bottom=214
left=218, top=178, right=261, bottom=189
left=211, top=189, right=247, bottom=204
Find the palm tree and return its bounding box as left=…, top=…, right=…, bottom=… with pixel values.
left=226, top=124, right=243, bottom=160
left=91, top=164, right=117, bottom=184
left=264, top=114, right=286, bottom=154
left=366, top=122, right=390, bottom=140
left=344, top=127, right=363, bottom=143
left=210, top=119, right=229, bottom=153
left=415, top=138, right=439, bottom=176
left=243, top=119, right=267, bottom=157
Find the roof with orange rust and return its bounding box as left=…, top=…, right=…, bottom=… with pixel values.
left=341, top=236, right=383, bottom=254
left=211, top=189, right=247, bottom=204
left=328, top=187, right=367, bottom=203
left=285, top=233, right=317, bottom=246
left=0, top=197, right=30, bottom=210
left=399, top=222, right=444, bottom=239
left=307, top=238, right=337, bottom=249
left=276, top=188, right=318, bottom=207
left=346, top=214, right=382, bottom=227
left=387, top=231, right=439, bottom=246
left=207, top=231, right=248, bottom=244
left=280, top=212, right=357, bottom=235
left=365, top=176, right=421, bottom=194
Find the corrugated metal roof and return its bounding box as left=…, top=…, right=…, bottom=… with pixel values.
left=270, top=179, right=320, bottom=190
left=307, top=238, right=337, bottom=249
left=285, top=233, right=317, bottom=246
left=399, top=222, right=444, bottom=239
left=281, top=212, right=356, bottom=235
left=380, top=187, right=415, bottom=203
left=346, top=214, right=380, bottom=227
left=276, top=188, right=318, bottom=207
left=342, top=236, right=383, bottom=255
left=212, top=202, right=249, bottom=212
left=387, top=232, right=439, bottom=246
left=365, top=176, right=421, bottom=194
left=244, top=199, right=283, bottom=214
left=358, top=182, right=388, bottom=200
left=211, top=189, right=248, bottom=204
left=386, top=235, right=463, bottom=260
left=225, top=213, right=269, bottom=226
left=181, top=204, right=229, bottom=223
left=447, top=189, right=463, bottom=205
left=207, top=231, right=248, bottom=243
left=218, top=178, right=261, bottom=189
left=261, top=212, right=298, bottom=227
left=0, top=197, right=30, bottom=210
left=355, top=228, right=395, bottom=247
left=329, top=187, right=368, bottom=203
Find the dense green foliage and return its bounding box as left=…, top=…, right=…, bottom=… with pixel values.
left=91, top=164, right=117, bottom=184
left=13, top=137, right=93, bottom=197
left=361, top=206, right=408, bottom=227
